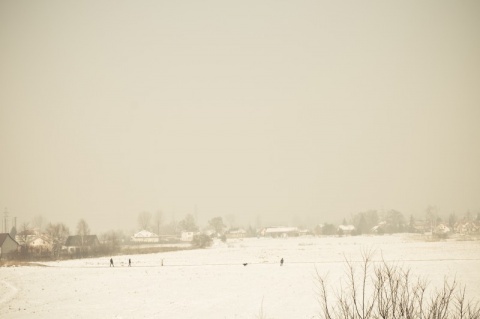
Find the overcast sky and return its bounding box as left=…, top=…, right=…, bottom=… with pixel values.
left=1, top=0, right=479, bottom=233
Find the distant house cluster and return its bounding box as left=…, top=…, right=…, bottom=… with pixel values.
left=0, top=229, right=102, bottom=261
left=1, top=226, right=189, bottom=261
left=454, top=221, right=479, bottom=234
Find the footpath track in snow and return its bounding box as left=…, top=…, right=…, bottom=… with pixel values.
left=43, top=256, right=480, bottom=268
left=0, top=279, right=19, bottom=307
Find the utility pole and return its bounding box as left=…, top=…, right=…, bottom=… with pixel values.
left=194, top=204, right=198, bottom=224
left=3, top=207, right=9, bottom=233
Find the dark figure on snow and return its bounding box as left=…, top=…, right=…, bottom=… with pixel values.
left=110, top=258, right=114, bottom=267
left=243, top=263, right=248, bottom=266
left=128, top=258, right=131, bottom=267
left=280, top=258, right=284, bottom=266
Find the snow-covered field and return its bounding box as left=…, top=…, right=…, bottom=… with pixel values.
left=1, top=234, right=479, bottom=318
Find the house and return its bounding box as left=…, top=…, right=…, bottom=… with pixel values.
left=371, top=221, right=387, bottom=234
left=28, top=235, right=53, bottom=256
left=64, top=235, right=100, bottom=256
left=0, top=233, right=20, bottom=260
left=181, top=231, right=197, bottom=242
left=261, top=227, right=299, bottom=238
left=16, top=231, right=52, bottom=256
left=433, top=224, right=451, bottom=238
left=338, top=224, right=355, bottom=235
left=131, top=230, right=159, bottom=243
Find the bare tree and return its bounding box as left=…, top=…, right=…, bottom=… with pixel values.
left=32, top=215, right=46, bottom=231
left=76, top=219, right=90, bottom=236
left=18, top=222, right=32, bottom=256
left=178, top=214, right=198, bottom=232
left=208, top=217, right=226, bottom=235
left=100, top=230, right=123, bottom=254
left=426, top=205, right=438, bottom=231
left=45, top=223, right=70, bottom=258
left=138, top=211, right=152, bottom=230
left=76, top=219, right=90, bottom=257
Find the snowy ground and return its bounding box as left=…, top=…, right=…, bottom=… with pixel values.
left=1, top=234, right=479, bottom=318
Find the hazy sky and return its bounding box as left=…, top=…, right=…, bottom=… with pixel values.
left=1, top=0, right=479, bottom=233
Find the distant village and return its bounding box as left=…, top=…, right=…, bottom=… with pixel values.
left=1, top=208, right=479, bottom=262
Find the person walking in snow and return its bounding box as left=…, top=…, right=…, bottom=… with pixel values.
left=128, top=258, right=131, bottom=267
left=280, top=258, right=284, bottom=266
left=110, top=258, right=114, bottom=267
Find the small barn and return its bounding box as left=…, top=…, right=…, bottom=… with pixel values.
left=226, top=228, right=247, bottom=239
left=0, top=233, right=20, bottom=260
left=338, top=224, right=355, bottom=235
left=261, top=227, right=299, bottom=238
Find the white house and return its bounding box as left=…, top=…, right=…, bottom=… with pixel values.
left=28, top=235, right=52, bottom=255
left=131, top=230, right=159, bottom=243
left=16, top=230, right=53, bottom=256
left=434, top=224, right=451, bottom=236
left=181, top=231, right=198, bottom=242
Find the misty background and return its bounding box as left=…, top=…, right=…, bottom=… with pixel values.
left=1, top=0, right=479, bottom=234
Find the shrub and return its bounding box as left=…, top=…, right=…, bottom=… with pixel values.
left=316, top=252, right=480, bottom=319
left=220, top=234, right=227, bottom=243
left=191, top=234, right=213, bottom=248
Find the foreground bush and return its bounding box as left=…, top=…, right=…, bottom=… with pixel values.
left=316, top=253, right=480, bottom=319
